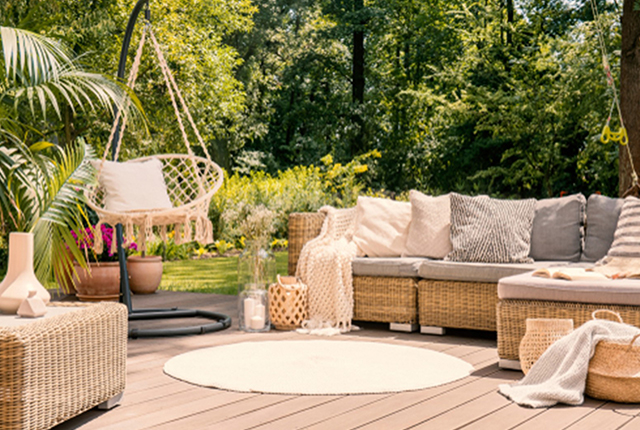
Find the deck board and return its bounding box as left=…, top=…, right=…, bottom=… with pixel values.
left=51, top=291, right=637, bottom=430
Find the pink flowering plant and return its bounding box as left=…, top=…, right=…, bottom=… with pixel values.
left=71, top=224, right=137, bottom=262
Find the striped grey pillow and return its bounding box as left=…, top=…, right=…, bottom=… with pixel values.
left=446, top=193, right=536, bottom=263
left=604, top=197, right=640, bottom=259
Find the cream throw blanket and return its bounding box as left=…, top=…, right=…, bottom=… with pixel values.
left=296, top=206, right=357, bottom=336
left=499, top=319, right=640, bottom=408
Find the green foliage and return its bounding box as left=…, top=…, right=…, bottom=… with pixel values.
left=144, top=236, right=193, bottom=261
left=211, top=150, right=377, bottom=243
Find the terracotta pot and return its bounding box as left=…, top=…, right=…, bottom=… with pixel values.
left=73, top=262, right=120, bottom=302
left=127, top=256, right=163, bottom=294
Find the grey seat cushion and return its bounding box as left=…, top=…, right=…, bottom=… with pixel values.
left=351, top=257, right=426, bottom=278
left=529, top=194, right=585, bottom=262
left=417, top=260, right=571, bottom=284
left=498, top=271, right=640, bottom=306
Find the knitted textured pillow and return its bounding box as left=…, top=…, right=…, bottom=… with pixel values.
left=602, top=196, right=640, bottom=259
left=403, top=191, right=452, bottom=259
left=446, top=193, right=536, bottom=263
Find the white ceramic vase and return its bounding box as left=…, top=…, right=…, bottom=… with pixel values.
left=0, top=232, right=51, bottom=314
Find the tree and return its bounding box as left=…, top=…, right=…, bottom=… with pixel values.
left=620, top=0, right=640, bottom=196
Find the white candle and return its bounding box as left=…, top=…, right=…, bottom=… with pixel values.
left=255, top=303, right=265, bottom=320
left=250, top=315, right=265, bottom=330
left=243, top=297, right=256, bottom=328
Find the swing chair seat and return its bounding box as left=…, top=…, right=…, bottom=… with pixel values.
left=86, top=153, right=223, bottom=250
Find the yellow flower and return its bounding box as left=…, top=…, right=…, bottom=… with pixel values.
left=320, top=154, right=333, bottom=166
left=354, top=165, right=368, bottom=173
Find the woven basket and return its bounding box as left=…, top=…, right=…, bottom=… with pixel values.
left=585, top=310, right=640, bottom=403
left=519, top=318, right=574, bottom=374
left=268, top=275, right=308, bottom=330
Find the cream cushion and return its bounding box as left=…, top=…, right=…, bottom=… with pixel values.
left=404, top=191, right=451, bottom=259
left=352, top=196, right=411, bottom=257
left=92, top=158, right=173, bottom=212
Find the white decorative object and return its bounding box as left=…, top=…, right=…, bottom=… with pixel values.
left=352, top=196, right=411, bottom=257
left=0, top=232, right=51, bottom=314
left=243, top=297, right=256, bottom=328
left=17, top=289, right=47, bottom=318
left=238, top=288, right=270, bottom=332
left=404, top=191, right=452, bottom=259
left=91, top=158, right=173, bottom=212
left=250, top=315, right=265, bottom=330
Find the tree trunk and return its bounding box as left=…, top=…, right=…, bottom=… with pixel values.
left=620, top=0, right=640, bottom=196
left=351, top=0, right=365, bottom=157
left=506, top=0, right=514, bottom=46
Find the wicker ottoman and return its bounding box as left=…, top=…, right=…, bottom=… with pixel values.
left=0, top=302, right=127, bottom=430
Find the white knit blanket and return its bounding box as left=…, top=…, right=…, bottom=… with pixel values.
left=296, top=206, right=357, bottom=336
left=499, top=319, right=640, bottom=408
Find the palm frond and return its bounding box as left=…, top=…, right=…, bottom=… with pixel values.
left=28, top=141, right=94, bottom=282
left=0, top=26, right=71, bottom=86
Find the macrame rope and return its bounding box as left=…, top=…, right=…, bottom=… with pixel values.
left=148, top=30, right=212, bottom=161
left=101, top=26, right=148, bottom=166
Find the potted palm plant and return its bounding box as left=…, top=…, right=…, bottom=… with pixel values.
left=0, top=26, right=140, bottom=311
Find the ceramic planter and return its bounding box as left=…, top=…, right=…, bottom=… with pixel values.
left=73, top=262, right=121, bottom=302
left=127, top=255, right=163, bottom=294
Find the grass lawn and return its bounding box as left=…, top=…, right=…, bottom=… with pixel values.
left=159, top=251, right=288, bottom=295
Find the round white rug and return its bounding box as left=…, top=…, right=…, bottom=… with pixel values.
left=163, top=340, right=474, bottom=395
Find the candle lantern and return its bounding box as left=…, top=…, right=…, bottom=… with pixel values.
left=237, top=240, right=275, bottom=332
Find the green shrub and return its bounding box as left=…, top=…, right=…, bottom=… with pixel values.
left=210, top=151, right=379, bottom=244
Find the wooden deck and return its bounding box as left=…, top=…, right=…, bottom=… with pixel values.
left=53, top=291, right=640, bottom=430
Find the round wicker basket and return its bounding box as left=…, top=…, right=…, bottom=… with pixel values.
left=585, top=310, right=640, bottom=403
left=519, top=318, right=574, bottom=375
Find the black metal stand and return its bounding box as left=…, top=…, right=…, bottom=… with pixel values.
left=113, top=0, right=231, bottom=338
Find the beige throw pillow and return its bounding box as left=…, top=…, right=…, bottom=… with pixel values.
left=92, top=158, right=173, bottom=212
left=352, top=196, right=411, bottom=257
left=404, top=191, right=452, bottom=259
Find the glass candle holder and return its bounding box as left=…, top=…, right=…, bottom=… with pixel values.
left=237, top=240, right=275, bottom=332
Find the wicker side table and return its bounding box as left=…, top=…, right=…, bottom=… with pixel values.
left=0, top=302, right=127, bottom=430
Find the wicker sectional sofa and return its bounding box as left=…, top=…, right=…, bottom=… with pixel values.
left=288, top=193, right=640, bottom=370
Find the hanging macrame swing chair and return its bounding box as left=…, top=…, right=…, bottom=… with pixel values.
left=86, top=0, right=230, bottom=337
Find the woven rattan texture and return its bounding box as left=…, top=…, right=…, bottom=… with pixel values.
left=0, top=302, right=127, bottom=430
left=586, top=335, right=640, bottom=403
left=518, top=318, right=574, bottom=375
left=287, top=212, right=326, bottom=276
left=269, top=283, right=308, bottom=330
left=353, top=276, right=418, bottom=324
left=497, top=299, right=640, bottom=360
left=418, top=280, right=498, bottom=331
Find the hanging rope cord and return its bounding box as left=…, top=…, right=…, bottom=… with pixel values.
left=88, top=20, right=222, bottom=254
left=589, top=0, right=640, bottom=193
left=101, top=22, right=212, bottom=167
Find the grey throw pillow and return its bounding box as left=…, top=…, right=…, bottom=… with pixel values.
left=582, top=194, right=625, bottom=262
left=529, top=194, right=585, bottom=262
left=446, top=193, right=536, bottom=263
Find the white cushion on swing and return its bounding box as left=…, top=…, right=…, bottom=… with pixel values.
left=92, top=158, right=173, bottom=212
